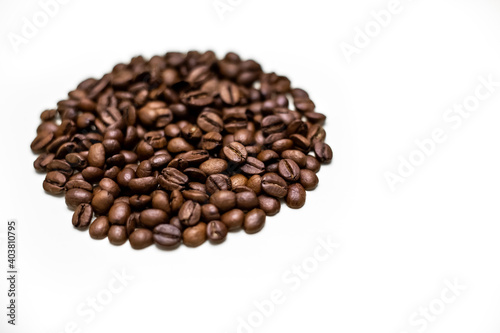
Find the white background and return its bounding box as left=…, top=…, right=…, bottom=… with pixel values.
left=1, top=0, right=500, bottom=332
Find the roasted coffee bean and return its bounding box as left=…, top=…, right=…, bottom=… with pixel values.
left=281, top=150, right=307, bottom=168
left=240, top=157, right=265, bottom=175
left=72, top=203, right=93, bottom=229
left=223, top=142, right=247, bottom=164
left=47, top=159, right=73, bottom=177
left=116, top=167, right=136, bottom=187
left=34, top=153, right=55, bottom=171
left=126, top=213, right=139, bottom=235
left=149, top=154, right=171, bottom=169
left=247, top=175, right=262, bottom=195
left=141, top=209, right=169, bottom=228
left=313, top=142, right=333, bottom=163
left=82, top=166, right=104, bottom=183
left=278, top=159, right=300, bottom=182
left=170, top=190, right=184, bottom=212
left=197, top=111, right=223, bottom=132
left=209, top=190, right=236, bottom=212
left=128, top=176, right=158, bottom=194
left=234, top=129, right=254, bottom=145
left=201, top=132, right=222, bottom=150
left=221, top=209, right=244, bottom=230
left=182, top=223, right=207, bottom=247
left=159, top=168, right=188, bottom=191
left=129, top=229, right=154, bottom=249
left=243, top=209, right=266, bottom=234
left=290, top=134, right=311, bottom=152
left=31, top=131, right=54, bottom=152
left=65, top=153, right=87, bottom=169
left=66, top=180, right=93, bottom=192
left=99, top=178, right=121, bottom=198
left=300, top=169, right=319, bottom=190
left=182, top=190, right=209, bottom=203
left=199, top=158, right=228, bottom=175
left=108, top=202, right=131, bottom=225
left=89, top=216, right=110, bottom=239
left=206, top=174, right=232, bottom=194
left=206, top=220, right=228, bottom=242
left=92, top=190, right=115, bottom=215
left=286, top=183, right=306, bottom=209
left=178, top=200, right=201, bottom=226
left=230, top=174, right=248, bottom=188
left=169, top=216, right=183, bottom=231
left=258, top=195, right=280, bottom=216
left=305, top=155, right=321, bottom=172
left=130, top=195, right=152, bottom=210
left=151, top=190, right=171, bottom=214
left=257, top=150, right=279, bottom=164
left=236, top=191, right=259, bottom=211
left=181, top=149, right=210, bottom=165
left=88, top=143, right=106, bottom=168
left=65, top=188, right=93, bottom=210
left=201, top=204, right=220, bottom=222
left=271, top=139, right=293, bottom=154
left=183, top=168, right=207, bottom=183
left=153, top=224, right=181, bottom=247
left=261, top=173, right=288, bottom=198
left=108, top=225, right=127, bottom=245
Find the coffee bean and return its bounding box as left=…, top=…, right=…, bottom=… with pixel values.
left=197, top=111, right=223, bottom=133
left=92, top=190, right=115, bottom=215
left=305, top=155, right=321, bottom=172
left=182, top=190, right=209, bottom=203
left=170, top=189, right=184, bottom=212
left=278, top=159, right=300, bottom=182
left=281, top=150, right=307, bottom=168
left=66, top=188, right=93, bottom=210
left=243, top=209, right=266, bottom=234
left=201, top=132, right=222, bottom=150
left=108, top=225, right=127, bottom=245
left=261, top=115, right=286, bottom=136
left=230, top=174, right=248, bottom=188
left=300, top=169, right=319, bottom=190
left=31, top=131, right=54, bottom=152
left=240, top=157, right=265, bottom=175
left=221, top=209, right=244, bottom=230
left=129, top=228, right=154, bottom=249
left=89, top=216, right=110, bottom=239
left=178, top=200, right=201, bottom=226
left=258, top=195, right=280, bottom=216
left=66, top=180, right=93, bottom=192
left=182, top=222, right=207, bottom=247
left=199, top=158, right=228, bottom=175
left=72, top=203, right=93, bottom=229
left=206, top=174, right=232, bottom=194
left=313, top=142, right=333, bottom=163
left=88, top=143, right=106, bottom=168
left=261, top=173, right=288, bottom=198
left=128, top=176, right=158, bottom=194
left=209, top=190, right=236, bottom=212
left=130, top=194, right=152, bottom=210
left=47, top=159, right=73, bottom=177
left=246, top=175, right=262, bottom=195
left=151, top=190, right=171, bottom=214
left=206, top=220, right=228, bottom=242
left=159, top=168, right=188, bottom=191
left=140, top=209, right=169, bottom=228
left=108, top=202, right=131, bottom=225
left=286, top=183, right=306, bottom=209
left=201, top=204, right=220, bottom=222
left=223, top=142, right=247, bottom=164
left=43, top=171, right=67, bottom=194
left=153, top=224, right=181, bottom=247
left=99, top=178, right=121, bottom=198
left=236, top=191, right=259, bottom=211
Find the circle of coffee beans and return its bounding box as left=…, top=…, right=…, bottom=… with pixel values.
left=31, top=50, right=333, bottom=250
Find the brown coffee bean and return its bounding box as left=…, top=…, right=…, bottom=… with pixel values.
left=221, top=209, right=244, bottom=230
left=43, top=171, right=68, bottom=194
left=236, top=191, right=259, bottom=211
left=197, top=111, right=223, bottom=133
left=153, top=224, right=181, bottom=247
left=178, top=200, right=201, bottom=226
left=305, top=155, right=321, bottom=172
left=278, top=159, right=300, bottom=182
left=243, top=209, right=266, bottom=234
left=240, top=157, right=265, bottom=175
left=140, top=209, right=169, bottom=228
left=108, top=202, right=131, bottom=225
left=199, top=158, right=228, bottom=175
left=209, top=190, right=236, bottom=212
left=99, top=178, right=121, bottom=198
left=286, top=183, right=306, bottom=209
left=108, top=225, right=127, bottom=245
left=92, top=190, right=115, bottom=215
left=258, top=195, right=281, bottom=216
left=206, top=174, right=232, bottom=194
left=281, top=150, right=307, bottom=168
left=201, top=204, right=220, bottom=222
left=261, top=173, right=288, bottom=198
left=129, top=228, right=154, bottom=249
left=31, top=131, right=54, bottom=152
left=201, top=132, right=223, bottom=150
left=72, top=203, right=93, bottom=229
left=247, top=175, right=262, bottom=195
left=88, top=143, right=106, bottom=168
left=159, top=167, right=189, bottom=191
left=182, top=223, right=207, bottom=247
left=170, top=190, right=184, bottom=212
left=230, top=174, right=248, bottom=188
left=66, top=188, right=93, bottom=210
left=89, top=216, right=110, bottom=239
left=300, top=169, right=319, bottom=190
left=206, top=220, right=228, bottom=242
left=223, top=142, right=247, bottom=164
left=65, top=180, right=93, bottom=192
left=151, top=190, right=171, bottom=214
left=314, top=142, right=333, bottom=163
left=128, top=176, right=158, bottom=194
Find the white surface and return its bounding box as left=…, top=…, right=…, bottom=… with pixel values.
left=1, top=0, right=500, bottom=332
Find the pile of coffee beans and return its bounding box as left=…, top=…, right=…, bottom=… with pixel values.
left=31, top=51, right=333, bottom=250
